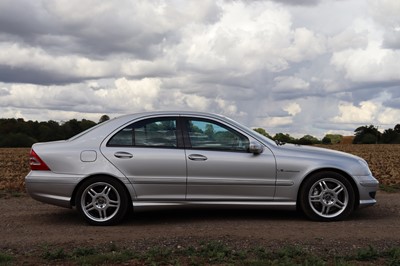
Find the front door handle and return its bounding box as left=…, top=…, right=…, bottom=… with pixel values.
left=188, top=154, right=207, bottom=161
left=114, top=151, right=133, bottom=159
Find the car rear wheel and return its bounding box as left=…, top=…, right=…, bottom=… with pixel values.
left=299, top=171, right=355, bottom=221
left=76, top=177, right=128, bottom=226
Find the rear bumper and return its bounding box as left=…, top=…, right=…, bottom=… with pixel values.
left=25, top=171, right=83, bottom=208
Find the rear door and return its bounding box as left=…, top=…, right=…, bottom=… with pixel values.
left=101, top=116, right=187, bottom=200
left=183, top=117, right=277, bottom=200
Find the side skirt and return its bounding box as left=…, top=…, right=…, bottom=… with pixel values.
left=131, top=201, right=296, bottom=212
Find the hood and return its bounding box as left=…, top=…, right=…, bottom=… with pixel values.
left=273, top=143, right=362, bottom=162
left=270, top=144, right=372, bottom=176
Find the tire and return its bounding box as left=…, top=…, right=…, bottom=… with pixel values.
left=75, top=176, right=129, bottom=226
left=299, top=171, right=355, bottom=221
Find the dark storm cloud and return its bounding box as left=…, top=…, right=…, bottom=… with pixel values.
left=0, top=0, right=179, bottom=60
left=0, top=1, right=53, bottom=37
left=0, top=65, right=100, bottom=85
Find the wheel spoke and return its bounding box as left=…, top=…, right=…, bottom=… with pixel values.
left=97, top=209, right=103, bottom=219
left=84, top=202, right=95, bottom=212
left=100, top=185, right=110, bottom=196
left=88, top=188, right=97, bottom=198
left=319, top=181, right=328, bottom=192
left=333, top=184, right=343, bottom=195
left=334, top=199, right=345, bottom=209
left=321, top=205, right=331, bottom=215
left=310, top=194, right=321, bottom=202
left=109, top=200, right=119, bottom=208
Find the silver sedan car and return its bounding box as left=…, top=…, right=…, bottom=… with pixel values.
left=26, top=111, right=379, bottom=225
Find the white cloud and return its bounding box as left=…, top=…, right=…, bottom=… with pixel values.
left=283, top=102, right=302, bottom=116
left=332, top=101, right=378, bottom=124
left=0, top=43, right=115, bottom=80
left=283, top=27, right=326, bottom=62
left=377, top=107, right=400, bottom=125
left=183, top=94, right=209, bottom=111
left=332, top=94, right=400, bottom=127
left=328, top=27, right=368, bottom=52
left=257, top=116, right=293, bottom=128
left=173, top=1, right=294, bottom=74
left=0, top=77, right=161, bottom=114
left=331, top=42, right=400, bottom=82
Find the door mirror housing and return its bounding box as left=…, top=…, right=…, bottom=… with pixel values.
left=249, top=142, right=264, bottom=154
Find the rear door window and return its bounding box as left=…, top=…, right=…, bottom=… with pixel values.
left=108, top=118, right=178, bottom=148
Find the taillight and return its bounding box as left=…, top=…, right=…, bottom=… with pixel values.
left=29, top=149, right=50, bottom=171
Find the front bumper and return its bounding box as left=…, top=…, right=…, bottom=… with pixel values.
left=355, top=174, right=379, bottom=208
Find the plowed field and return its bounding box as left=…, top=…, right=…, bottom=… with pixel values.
left=1, top=145, right=399, bottom=192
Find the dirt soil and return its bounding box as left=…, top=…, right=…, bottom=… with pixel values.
left=1, top=191, right=399, bottom=262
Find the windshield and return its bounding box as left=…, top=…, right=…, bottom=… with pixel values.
left=220, top=115, right=277, bottom=146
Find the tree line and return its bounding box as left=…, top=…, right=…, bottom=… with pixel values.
left=254, top=124, right=400, bottom=145
left=0, top=115, right=399, bottom=147
left=0, top=115, right=110, bottom=147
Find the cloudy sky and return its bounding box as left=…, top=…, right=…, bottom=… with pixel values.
left=0, top=0, right=399, bottom=138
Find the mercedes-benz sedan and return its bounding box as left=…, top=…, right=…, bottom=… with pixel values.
left=25, top=111, right=379, bottom=225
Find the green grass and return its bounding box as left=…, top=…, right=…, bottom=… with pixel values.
left=380, top=183, right=400, bottom=193
left=17, top=242, right=397, bottom=265
left=0, top=252, right=13, bottom=265
left=0, top=190, right=25, bottom=199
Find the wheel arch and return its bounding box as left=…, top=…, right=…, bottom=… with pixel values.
left=297, top=168, right=360, bottom=210
left=70, top=174, right=133, bottom=209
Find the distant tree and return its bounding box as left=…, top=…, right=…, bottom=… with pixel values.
left=322, top=136, right=332, bottom=144
left=394, top=124, right=400, bottom=133
left=80, top=119, right=97, bottom=131
left=99, top=115, right=110, bottom=124
left=0, top=117, right=97, bottom=147
left=323, top=134, right=342, bottom=144
left=0, top=133, right=37, bottom=147
left=381, top=127, right=400, bottom=144
left=253, top=128, right=272, bottom=139
left=273, top=133, right=293, bottom=143
left=297, top=135, right=320, bottom=145
left=353, top=125, right=381, bottom=144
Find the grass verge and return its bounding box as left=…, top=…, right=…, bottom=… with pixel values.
left=379, top=184, right=400, bottom=193
left=9, top=241, right=395, bottom=265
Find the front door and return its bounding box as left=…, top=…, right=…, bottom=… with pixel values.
left=183, top=117, right=277, bottom=200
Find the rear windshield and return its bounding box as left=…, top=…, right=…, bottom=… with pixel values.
left=68, top=119, right=112, bottom=141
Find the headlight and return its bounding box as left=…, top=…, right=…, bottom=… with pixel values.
left=358, top=159, right=372, bottom=176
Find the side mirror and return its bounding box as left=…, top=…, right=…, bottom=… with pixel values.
left=249, top=141, right=264, bottom=154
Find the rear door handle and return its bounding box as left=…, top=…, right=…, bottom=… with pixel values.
left=114, top=152, right=133, bottom=159
left=188, top=154, right=207, bottom=161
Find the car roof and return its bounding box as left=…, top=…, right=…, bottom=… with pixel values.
left=68, top=111, right=230, bottom=142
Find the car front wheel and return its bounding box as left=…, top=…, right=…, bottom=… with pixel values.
left=76, top=177, right=128, bottom=226
left=299, top=171, right=355, bottom=221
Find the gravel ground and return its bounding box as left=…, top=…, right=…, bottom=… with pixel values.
left=1, top=191, right=399, bottom=263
